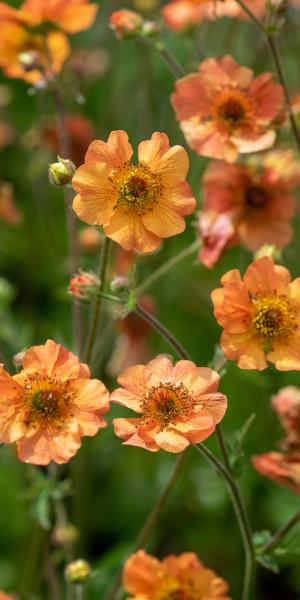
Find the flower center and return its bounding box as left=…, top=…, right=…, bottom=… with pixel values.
left=112, top=163, right=162, bottom=215
left=251, top=296, right=296, bottom=342
left=213, top=89, right=252, bottom=129
left=21, top=375, right=74, bottom=427
left=156, top=579, right=196, bottom=600
left=141, top=382, right=193, bottom=429
left=245, top=186, right=267, bottom=208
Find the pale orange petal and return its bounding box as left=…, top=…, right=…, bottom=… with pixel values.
left=154, top=429, right=189, bottom=452
left=85, top=131, right=133, bottom=168
left=104, top=209, right=161, bottom=252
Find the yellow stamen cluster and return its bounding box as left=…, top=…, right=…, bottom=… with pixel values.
left=156, top=578, right=196, bottom=600
left=252, top=296, right=296, bottom=341
left=141, top=381, right=194, bottom=429
left=112, top=162, right=162, bottom=215
left=21, top=375, right=74, bottom=427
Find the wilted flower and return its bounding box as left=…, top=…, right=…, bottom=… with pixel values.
left=212, top=257, right=300, bottom=370
left=171, top=55, right=284, bottom=162
left=0, top=339, right=109, bottom=464
left=112, top=356, right=227, bottom=452
left=72, top=130, right=196, bottom=252
left=198, top=149, right=299, bottom=266
left=49, top=157, right=76, bottom=186
left=65, top=559, right=91, bottom=583
left=68, top=271, right=100, bottom=303
left=272, top=386, right=300, bottom=451
left=123, top=550, right=231, bottom=599
left=252, top=452, right=300, bottom=495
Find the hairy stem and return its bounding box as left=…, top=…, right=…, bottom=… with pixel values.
left=194, top=444, right=254, bottom=600
left=135, top=303, right=191, bottom=360
left=104, top=454, right=185, bottom=600
left=259, top=507, right=300, bottom=555
left=235, top=0, right=300, bottom=153
left=84, top=236, right=111, bottom=365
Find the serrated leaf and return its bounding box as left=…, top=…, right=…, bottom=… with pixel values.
left=256, top=554, right=279, bottom=574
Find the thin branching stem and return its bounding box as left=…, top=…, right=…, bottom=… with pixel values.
left=259, top=507, right=300, bottom=555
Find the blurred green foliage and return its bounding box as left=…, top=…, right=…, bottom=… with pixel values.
left=1, top=0, right=300, bottom=598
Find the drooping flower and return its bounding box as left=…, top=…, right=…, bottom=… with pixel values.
left=212, top=257, right=300, bottom=371
left=123, top=550, right=231, bottom=599
left=0, top=20, right=70, bottom=83
left=171, top=55, right=284, bottom=162
left=252, top=452, right=300, bottom=495
left=0, top=339, right=109, bottom=465
left=198, top=149, right=299, bottom=267
left=111, top=356, right=227, bottom=452
left=272, top=386, right=300, bottom=451
left=20, top=0, right=98, bottom=33
left=72, top=131, right=196, bottom=252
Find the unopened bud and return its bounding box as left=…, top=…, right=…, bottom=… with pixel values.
left=68, top=271, right=100, bottom=303
left=65, top=559, right=91, bottom=584
left=110, top=9, right=144, bottom=39
left=110, top=276, right=130, bottom=293
left=254, top=244, right=282, bottom=262
left=52, top=523, right=79, bottom=546
left=49, top=157, right=76, bottom=187
left=18, top=50, right=41, bottom=72
left=13, top=350, right=26, bottom=370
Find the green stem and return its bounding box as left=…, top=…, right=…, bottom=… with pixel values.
left=135, top=240, right=200, bottom=297
left=194, top=444, right=254, bottom=600
left=104, top=454, right=185, bottom=600
left=84, top=237, right=111, bottom=365
left=234, top=0, right=300, bottom=153
left=259, top=507, right=300, bottom=555
left=153, top=41, right=186, bottom=79
left=135, top=303, right=191, bottom=360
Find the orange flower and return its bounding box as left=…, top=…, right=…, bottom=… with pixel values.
left=79, top=226, right=102, bottom=253
left=252, top=452, right=300, bottom=495
left=212, top=257, right=300, bottom=371
left=123, top=550, right=231, bottom=599
left=72, top=131, right=196, bottom=252
left=199, top=149, right=299, bottom=267
left=111, top=356, right=227, bottom=452
left=42, top=116, right=96, bottom=166
left=171, top=55, right=284, bottom=162
left=20, top=0, right=98, bottom=33
left=0, top=20, right=69, bottom=83
left=162, top=0, right=267, bottom=30
left=0, top=339, right=109, bottom=465
left=0, top=593, right=14, bottom=600
left=272, top=386, right=300, bottom=451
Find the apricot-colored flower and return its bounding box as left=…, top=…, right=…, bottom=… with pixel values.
left=21, top=0, right=97, bottom=33
left=0, top=183, right=22, bottom=226
left=0, top=593, right=14, bottom=600
left=0, top=20, right=70, bottom=83
left=252, top=452, right=300, bottom=495
left=212, top=257, right=300, bottom=371
left=199, top=149, right=299, bottom=267
left=0, top=339, right=109, bottom=465
left=272, top=386, right=300, bottom=451
left=171, top=55, right=284, bottom=162
left=42, top=116, right=95, bottom=166
left=111, top=356, right=227, bottom=452
left=123, top=550, right=231, bottom=599
left=72, top=131, right=196, bottom=252
left=162, top=0, right=267, bottom=30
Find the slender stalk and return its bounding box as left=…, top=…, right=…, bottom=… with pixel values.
left=104, top=453, right=185, bottom=600
left=135, top=303, right=191, bottom=360
left=152, top=41, right=186, bottom=79
left=84, top=236, right=111, bottom=365
left=259, top=507, right=300, bottom=555
left=216, top=424, right=231, bottom=471
left=194, top=444, right=254, bottom=600
left=135, top=240, right=200, bottom=297
left=234, top=0, right=300, bottom=153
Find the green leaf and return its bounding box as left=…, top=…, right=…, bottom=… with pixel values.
left=256, top=554, right=280, bottom=574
